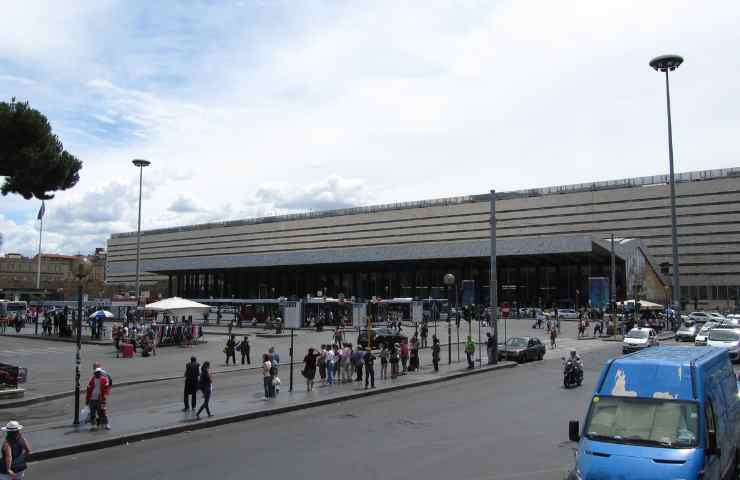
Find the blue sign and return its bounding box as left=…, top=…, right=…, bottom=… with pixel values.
left=462, top=280, right=475, bottom=306
left=589, top=277, right=609, bottom=308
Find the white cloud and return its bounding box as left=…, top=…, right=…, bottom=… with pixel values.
left=1, top=0, right=739, bottom=255
left=168, top=195, right=202, bottom=213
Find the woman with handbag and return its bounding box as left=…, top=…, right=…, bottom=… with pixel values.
left=302, top=347, right=321, bottom=392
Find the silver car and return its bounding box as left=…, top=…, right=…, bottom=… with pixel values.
left=676, top=320, right=698, bottom=342
left=707, top=328, right=740, bottom=363
left=694, top=321, right=718, bottom=346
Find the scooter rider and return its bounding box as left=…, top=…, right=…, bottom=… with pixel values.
left=569, top=349, right=583, bottom=370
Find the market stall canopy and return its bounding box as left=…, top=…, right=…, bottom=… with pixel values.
left=618, top=299, right=664, bottom=310
left=144, top=297, right=210, bottom=315
left=89, top=310, right=114, bottom=319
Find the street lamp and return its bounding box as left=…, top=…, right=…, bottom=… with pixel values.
left=649, top=54, right=683, bottom=314
left=443, top=273, right=456, bottom=364
left=132, top=158, right=151, bottom=315
left=72, top=257, right=92, bottom=426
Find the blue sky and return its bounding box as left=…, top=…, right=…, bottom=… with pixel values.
left=1, top=0, right=739, bottom=256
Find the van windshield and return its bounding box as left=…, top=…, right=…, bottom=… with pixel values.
left=584, top=396, right=698, bottom=448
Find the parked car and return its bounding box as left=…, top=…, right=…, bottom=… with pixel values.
left=497, top=336, right=546, bottom=363
left=556, top=309, right=579, bottom=320
left=707, top=312, right=727, bottom=322
left=357, top=327, right=407, bottom=349
left=676, top=320, right=699, bottom=342
left=622, top=327, right=659, bottom=354
left=706, top=328, right=740, bottom=363
left=694, top=321, right=719, bottom=346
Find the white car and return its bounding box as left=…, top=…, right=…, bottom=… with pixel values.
left=688, top=311, right=712, bottom=322
left=556, top=309, right=579, bottom=320
left=708, top=312, right=727, bottom=322
left=706, top=328, right=740, bottom=363
left=623, top=327, right=659, bottom=354
left=676, top=320, right=699, bottom=342
left=694, top=321, right=718, bottom=346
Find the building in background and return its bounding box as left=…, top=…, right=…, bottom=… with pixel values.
left=0, top=249, right=108, bottom=301
left=106, top=167, right=740, bottom=311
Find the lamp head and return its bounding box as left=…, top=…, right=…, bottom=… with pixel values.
left=132, top=159, right=151, bottom=168
left=73, top=257, right=93, bottom=281
left=443, top=273, right=456, bottom=286
left=649, top=55, right=683, bottom=72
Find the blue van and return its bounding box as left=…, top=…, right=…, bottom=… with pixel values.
left=568, top=347, right=740, bottom=480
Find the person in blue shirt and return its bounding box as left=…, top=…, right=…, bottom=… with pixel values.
left=268, top=346, right=280, bottom=375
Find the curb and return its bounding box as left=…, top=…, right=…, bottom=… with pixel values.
left=28, top=362, right=517, bottom=461
left=0, top=333, right=112, bottom=346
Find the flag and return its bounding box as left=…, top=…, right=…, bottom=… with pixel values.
left=37, top=201, right=45, bottom=220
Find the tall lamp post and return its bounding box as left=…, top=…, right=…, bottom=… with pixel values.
left=649, top=54, right=683, bottom=313
left=132, top=158, right=151, bottom=316
left=443, top=273, right=456, bottom=364
left=72, top=257, right=92, bottom=426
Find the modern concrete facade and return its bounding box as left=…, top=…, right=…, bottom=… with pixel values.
left=106, top=167, right=740, bottom=310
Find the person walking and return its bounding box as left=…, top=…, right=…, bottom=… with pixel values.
left=262, top=354, right=273, bottom=397
left=183, top=356, right=200, bottom=412
left=379, top=344, right=389, bottom=380
left=240, top=335, right=250, bottom=365
left=432, top=337, right=441, bottom=372
left=364, top=347, right=376, bottom=389
left=420, top=322, right=429, bottom=348
left=268, top=346, right=280, bottom=376
left=342, top=343, right=352, bottom=383
left=85, top=367, right=111, bottom=430
left=409, top=339, right=420, bottom=372
left=224, top=335, right=237, bottom=365
left=196, top=361, right=213, bottom=418
left=1, top=421, right=30, bottom=480
left=550, top=325, right=557, bottom=349
left=465, top=336, right=475, bottom=369
left=400, top=340, right=410, bottom=374
left=302, top=348, right=321, bottom=392
left=486, top=332, right=495, bottom=364
left=332, top=345, right=341, bottom=384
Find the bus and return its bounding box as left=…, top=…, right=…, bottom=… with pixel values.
left=0, top=300, right=28, bottom=320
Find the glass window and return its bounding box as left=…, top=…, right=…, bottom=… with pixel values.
left=699, top=286, right=708, bottom=300
left=584, top=396, right=698, bottom=448
left=717, top=286, right=727, bottom=300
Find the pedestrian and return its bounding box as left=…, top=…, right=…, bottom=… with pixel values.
left=332, top=345, right=341, bottom=384
left=85, top=367, right=111, bottom=431
left=325, top=345, right=335, bottom=385
left=262, top=353, right=273, bottom=397
left=400, top=339, right=410, bottom=374
left=465, top=336, right=475, bottom=369
left=390, top=343, right=400, bottom=379
left=225, top=335, right=237, bottom=365
left=240, top=335, right=250, bottom=365
left=183, top=356, right=199, bottom=412
left=1, top=421, right=30, bottom=480
left=196, top=361, right=213, bottom=418
left=380, top=344, right=389, bottom=379
left=550, top=325, right=557, bottom=349
left=268, top=346, right=280, bottom=376
left=302, top=348, right=320, bottom=392
left=364, top=347, right=376, bottom=389
left=342, top=343, right=352, bottom=383
left=577, top=319, right=585, bottom=338
left=352, top=346, right=364, bottom=382
left=432, top=337, right=441, bottom=372
left=409, top=339, right=420, bottom=372
left=420, top=322, right=428, bottom=348
left=334, top=328, right=343, bottom=347
left=317, top=345, right=327, bottom=384
left=486, top=332, right=495, bottom=364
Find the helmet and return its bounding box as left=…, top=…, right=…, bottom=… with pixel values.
left=569, top=349, right=577, bottom=356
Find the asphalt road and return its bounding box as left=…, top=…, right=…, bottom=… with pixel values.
left=29, top=340, right=621, bottom=480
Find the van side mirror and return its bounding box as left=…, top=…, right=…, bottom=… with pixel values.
left=569, top=420, right=580, bottom=442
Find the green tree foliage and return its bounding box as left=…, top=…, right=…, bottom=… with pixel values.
left=0, top=98, right=82, bottom=200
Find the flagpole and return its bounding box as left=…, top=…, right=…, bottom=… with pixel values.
left=36, top=201, right=44, bottom=289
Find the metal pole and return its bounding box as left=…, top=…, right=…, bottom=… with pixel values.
left=447, top=318, right=452, bottom=365
left=456, top=286, right=460, bottom=362
left=73, top=283, right=82, bottom=425
left=36, top=208, right=43, bottom=289
left=477, top=311, right=482, bottom=365
left=490, top=190, right=498, bottom=364
left=134, top=165, right=144, bottom=311
left=289, top=328, right=294, bottom=392
left=611, top=233, right=617, bottom=337
left=665, top=70, right=681, bottom=313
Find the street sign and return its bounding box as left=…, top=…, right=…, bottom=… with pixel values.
left=412, top=301, right=424, bottom=323
left=462, top=280, right=475, bottom=306
left=352, top=303, right=368, bottom=328
left=282, top=301, right=302, bottom=329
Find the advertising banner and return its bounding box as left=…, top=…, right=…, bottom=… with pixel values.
left=412, top=301, right=424, bottom=323
left=462, top=280, right=475, bottom=306
left=352, top=303, right=368, bottom=328
left=589, top=277, right=610, bottom=308
left=282, top=301, right=302, bottom=329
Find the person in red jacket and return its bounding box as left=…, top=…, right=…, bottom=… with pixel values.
left=86, top=368, right=111, bottom=431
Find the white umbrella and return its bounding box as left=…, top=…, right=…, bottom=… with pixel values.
left=144, top=297, right=210, bottom=316
left=89, top=310, right=114, bottom=319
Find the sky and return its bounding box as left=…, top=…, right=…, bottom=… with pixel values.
left=1, top=0, right=739, bottom=257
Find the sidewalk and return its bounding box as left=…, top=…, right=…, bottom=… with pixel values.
left=24, top=357, right=516, bottom=461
